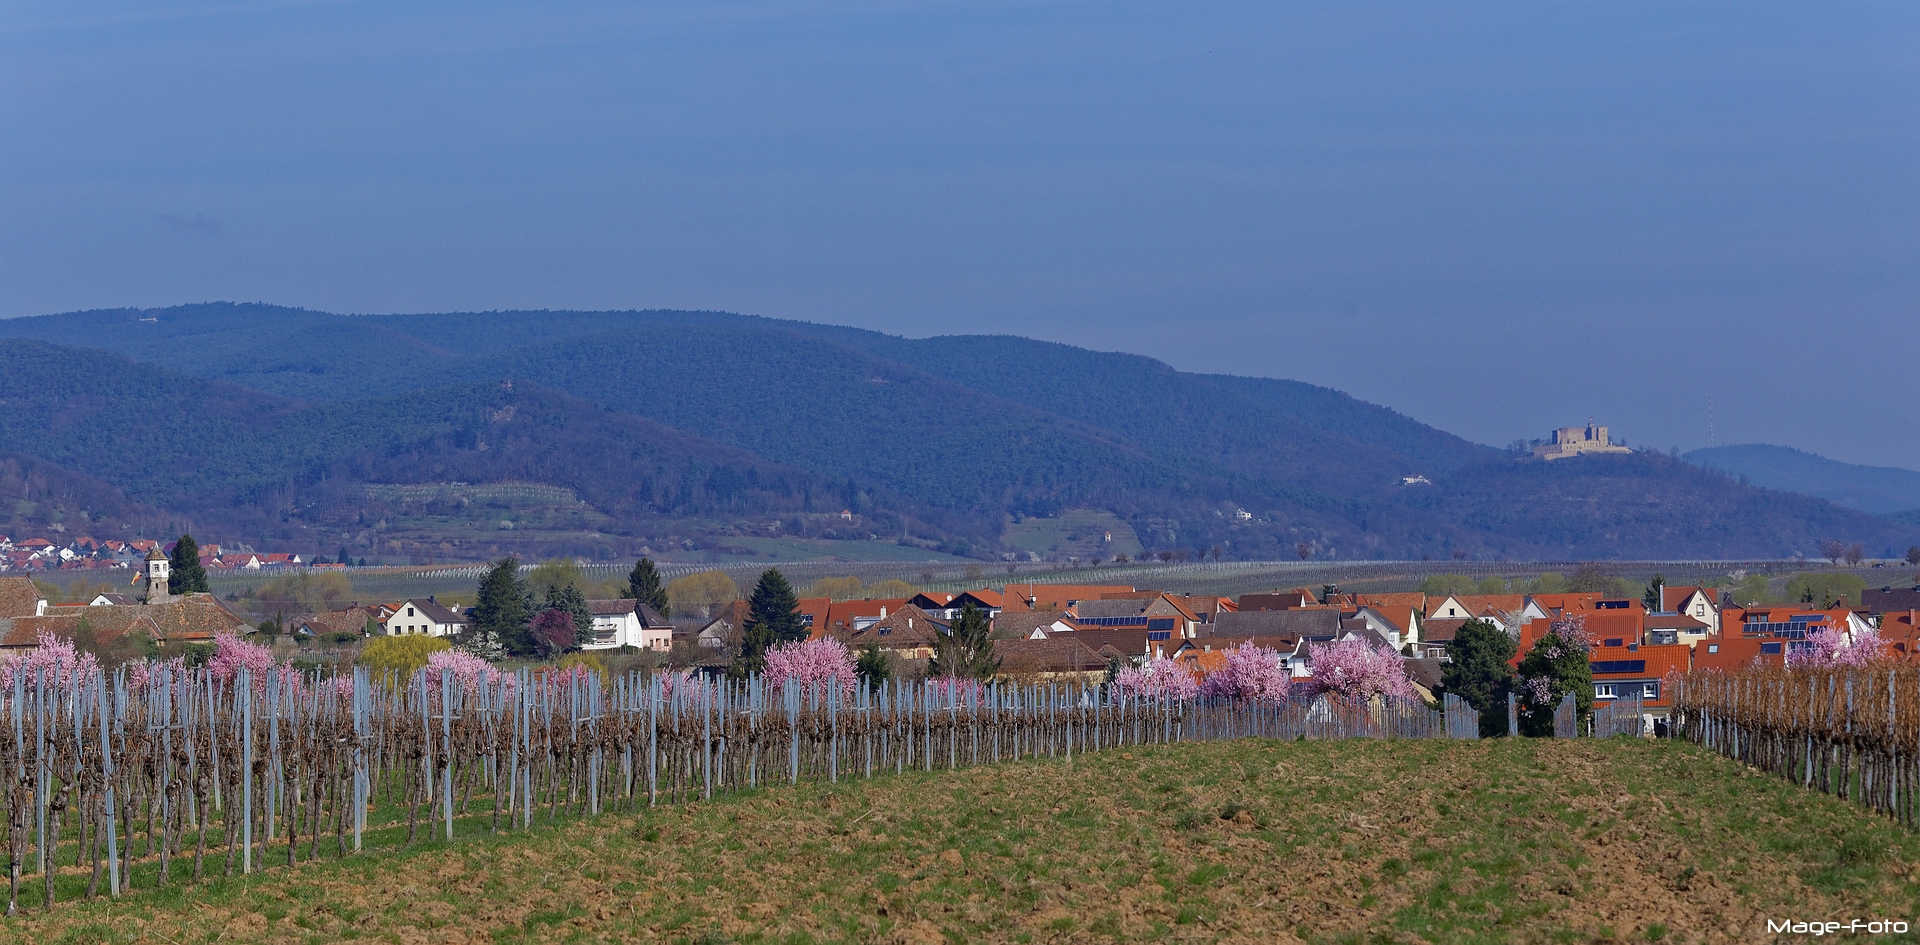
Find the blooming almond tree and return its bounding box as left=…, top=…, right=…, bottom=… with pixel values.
left=1306, top=638, right=1413, bottom=701
left=207, top=630, right=299, bottom=696
left=0, top=632, right=102, bottom=694
left=1787, top=627, right=1888, bottom=668
left=425, top=648, right=515, bottom=697
left=1112, top=657, right=1199, bottom=701
left=763, top=638, right=858, bottom=698
left=1197, top=642, right=1293, bottom=703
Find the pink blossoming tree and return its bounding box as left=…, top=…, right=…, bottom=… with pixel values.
left=1787, top=627, right=1888, bottom=669
left=762, top=638, right=858, bottom=698
left=1197, top=642, right=1294, bottom=703
left=1112, top=657, right=1199, bottom=701
left=1306, top=638, right=1414, bottom=701
left=0, top=632, right=102, bottom=694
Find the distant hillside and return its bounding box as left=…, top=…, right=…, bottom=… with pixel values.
left=1685, top=445, right=1920, bottom=516
left=3, top=304, right=1918, bottom=561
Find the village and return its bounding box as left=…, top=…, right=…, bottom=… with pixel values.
left=6, top=532, right=1919, bottom=736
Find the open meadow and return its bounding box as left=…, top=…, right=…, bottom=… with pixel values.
left=5, top=737, right=1917, bottom=945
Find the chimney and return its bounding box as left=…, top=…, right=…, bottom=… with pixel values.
left=1321, top=583, right=1339, bottom=605
left=880, top=606, right=887, bottom=618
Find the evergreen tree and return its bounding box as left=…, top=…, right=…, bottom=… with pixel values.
left=1642, top=573, right=1666, bottom=613
left=168, top=534, right=211, bottom=594
left=745, top=569, right=805, bottom=645
left=627, top=557, right=669, bottom=616
left=855, top=643, right=891, bottom=691
left=470, top=557, right=533, bottom=658
left=336, top=547, right=353, bottom=568
left=546, top=582, right=593, bottom=649
left=930, top=603, right=1000, bottom=680
left=732, top=617, right=776, bottom=681
left=1436, top=618, right=1516, bottom=738
left=1515, top=630, right=1594, bottom=737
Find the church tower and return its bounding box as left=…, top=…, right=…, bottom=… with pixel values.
left=144, top=548, right=172, bottom=605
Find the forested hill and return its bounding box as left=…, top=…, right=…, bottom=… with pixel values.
left=1, top=304, right=1915, bottom=561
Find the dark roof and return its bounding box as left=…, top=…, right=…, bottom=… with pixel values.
left=990, top=611, right=1075, bottom=638
left=288, top=610, right=367, bottom=636
left=589, top=599, right=639, bottom=616
left=1073, top=599, right=1154, bottom=620
left=848, top=605, right=948, bottom=647
left=1403, top=658, right=1445, bottom=692
left=1419, top=619, right=1469, bottom=643
left=399, top=598, right=465, bottom=625
left=991, top=638, right=1108, bottom=675
left=1863, top=587, right=1920, bottom=615
left=1211, top=609, right=1341, bottom=637
left=0, top=614, right=82, bottom=648
left=144, top=595, right=251, bottom=641
left=1063, top=628, right=1153, bottom=658
left=1642, top=613, right=1711, bottom=631
left=93, top=594, right=140, bottom=606
left=0, top=577, right=44, bottom=619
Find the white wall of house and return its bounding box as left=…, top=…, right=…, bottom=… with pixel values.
left=382, top=601, right=463, bottom=637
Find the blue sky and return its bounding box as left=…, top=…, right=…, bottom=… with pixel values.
left=4, top=1, right=1916, bottom=466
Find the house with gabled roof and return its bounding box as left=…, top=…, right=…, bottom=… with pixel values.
left=991, top=638, right=1108, bottom=682
left=1658, top=585, right=1722, bottom=634
left=1692, top=637, right=1785, bottom=673
left=846, top=604, right=948, bottom=660
left=1209, top=608, right=1341, bottom=640
left=381, top=598, right=467, bottom=637
left=0, top=577, right=48, bottom=618
left=990, top=610, right=1081, bottom=639
left=584, top=599, right=672, bottom=651
left=1348, top=604, right=1420, bottom=650
left=1427, top=594, right=1527, bottom=631
left=1588, top=642, right=1689, bottom=723
left=1000, top=584, right=1137, bottom=613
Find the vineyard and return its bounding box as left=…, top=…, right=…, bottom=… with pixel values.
left=0, top=655, right=1488, bottom=916
left=1675, top=666, right=1920, bottom=826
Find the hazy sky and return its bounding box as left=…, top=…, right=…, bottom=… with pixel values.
left=5, top=1, right=1917, bottom=466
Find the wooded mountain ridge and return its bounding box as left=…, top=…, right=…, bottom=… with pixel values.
left=1, top=303, right=1913, bottom=562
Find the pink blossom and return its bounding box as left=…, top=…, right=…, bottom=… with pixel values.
left=927, top=676, right=984, bottom=701
left=1197, top=642, right=1294, bottom=703
left=763, top=638, right=858, bottom=698
left=0, top=632, right=102, bottom=695
left=207, top=630, right=303, bottom=697
left=127, top=656, right=189, bottom=694
left=425, top=649, right=515, bottom=698
left=1305, top=638, right=1413, bottom=701
left=1111, top=657, right=1199, bottom=701
left=1520, top=674, right=1555, bottom=706
left=658, top=670, right=709, bottom=703
left=1787, top=627, right=1888, bottom=669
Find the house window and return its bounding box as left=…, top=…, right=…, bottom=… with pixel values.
left=1595, top=684, right=1616, bottom=699
left=1707, top=644, right=1719, bottom=653
left=408, top=607, right=415, bottom=616
left=1642, top=682, right=1659, bottom=699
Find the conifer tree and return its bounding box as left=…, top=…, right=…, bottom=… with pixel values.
left=471, top=557, right=533, bottom=658
left=546, top=582, right=593, bottom=648
left=627, top=557, right=669, bottom=616
left=855, top=643, right=891, bottom=691
left=930, top=602, right=999, bottom=680
left=1642, top=573, right=1666, bottom=613
left=1437, top=618, right=1516, bottom=737
left=745, top=569, right=804, bottom=644
left=168, top=534, right=211, bottom=594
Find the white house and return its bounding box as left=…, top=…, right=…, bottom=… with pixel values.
left=583, top=600, right=672, bottom=651
left=382, top=598, right=467, bottom=637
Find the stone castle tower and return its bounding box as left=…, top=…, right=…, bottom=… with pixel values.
left=144, top=548, right=172, bottom=605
